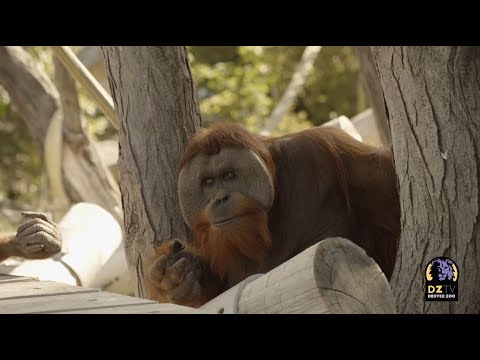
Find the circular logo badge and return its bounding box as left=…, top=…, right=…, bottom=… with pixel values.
left=425, top=257, right=458, bottom=301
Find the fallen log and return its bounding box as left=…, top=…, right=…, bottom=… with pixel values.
left=6, top=203, right=132, bottom=295
left=200, top=237, right=395, bottom=314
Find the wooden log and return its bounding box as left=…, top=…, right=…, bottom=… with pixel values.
left=51, top=46, right=117, bottom=128
left=351, top=108, right=385, bottom=148
left=8, top=203, right=132, bottom=294
left=201, top=237, right=395, bottom=314
left=321, top=115, right=363, bottom=143
left=200, top=274, right=263, bottom=314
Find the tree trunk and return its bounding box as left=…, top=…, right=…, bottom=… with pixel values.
left=0, top=46, right=122, bottom=223
left=372, top=46, right=480, bottom=313
left=352, top=46, right=391, bottom=145
left=101, top=46, right=202, bottom=298
left=0, top=46, right=58, bottom=144
left=52, top=56, right=122, bottom=224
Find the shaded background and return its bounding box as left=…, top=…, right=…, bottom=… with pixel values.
left=0, top=46, right=372, bottom=231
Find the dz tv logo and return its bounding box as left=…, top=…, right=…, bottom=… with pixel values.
left=425, top=257, right=459, bottom=301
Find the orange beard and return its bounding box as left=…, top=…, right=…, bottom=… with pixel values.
left=192, top=196, right=272, bottom=285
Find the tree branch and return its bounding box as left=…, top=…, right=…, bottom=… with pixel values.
left=261, top=46, right=322, bottom=135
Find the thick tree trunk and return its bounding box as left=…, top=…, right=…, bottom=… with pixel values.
left=102, top=46, right=202, bottom=298
left=0, top=46, right=122, bottom=223
left=352, top=46, right=391, bottom=145
left=372, top=46, right=480, bottom=313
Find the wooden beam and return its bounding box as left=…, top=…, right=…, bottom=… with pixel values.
left=321, top=115, right=363, bottom=143
left=201, top=237, right=396, bottom=314
left=51, top=46, right=118, bottom=128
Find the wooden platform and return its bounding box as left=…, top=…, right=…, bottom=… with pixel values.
left=0, top=273, right=208, bottom=314
left=0, top=238, right=396, bottom=314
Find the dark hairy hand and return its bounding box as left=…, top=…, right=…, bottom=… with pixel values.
left=14, top=211, right=62, bottom=259
left=148, top=240, right=204, bottom=303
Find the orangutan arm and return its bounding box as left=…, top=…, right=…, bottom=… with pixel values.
left=0, top=212, right=62, bottom=263
left=0, top=233, right=16, bottom=263
left=144, top=239, right=226, bottom=308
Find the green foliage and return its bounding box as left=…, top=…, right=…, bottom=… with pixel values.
left=301, top=46, right=363, bottom=124
left=0, top=46, right=365, bottom=221
left=0, top=86, right=44, bottom=212
left=0, top=46, right=110, bottom=220
left=78, top=89, right=116, bottom=141
left=26, top=46, right=54, bottom=77
left=28, top=46, right=115, bottom=142
left=188, top=46, right=366, bottom=135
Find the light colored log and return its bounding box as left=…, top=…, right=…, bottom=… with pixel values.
left=200, top=274, right=263, bottom=314
left=351, top=108, right=385, bottom=148
left=55, top=202, right=127, bottom=289
left=7, top=259, right=78, bottom=286
left=8, top=203, right=132, bottom=294
left=44, top=108, right=70, bottom=216
left=321, top=115, right=363, bottom=143
left=201, top=237, right=395, bottom=314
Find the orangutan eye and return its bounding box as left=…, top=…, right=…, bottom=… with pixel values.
left=203, top=177, right=214, bottom=186
left=223, top=171, right=236, bottom=180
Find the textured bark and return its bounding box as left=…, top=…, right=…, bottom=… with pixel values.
left=54, top=58, right=86, bottom=138
left=0, top=46, right=58, bottom=144
left=372, top=46, right=480, bottom=313
left=53, top=57, right=122, bottom=223
left=0, top=46, right=121, bottom=223
left=102, top=46, right=202, bottom=298
left=353, top=46, right=391, bottom=145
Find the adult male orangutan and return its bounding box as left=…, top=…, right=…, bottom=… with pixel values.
left=144, top=123, right=400, bottom=308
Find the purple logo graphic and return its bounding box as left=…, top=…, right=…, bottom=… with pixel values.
left=425, top=256, right=458, bottom=302
left=429, top=258, right=455, bottom=281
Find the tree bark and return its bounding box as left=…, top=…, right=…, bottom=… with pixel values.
left=0, top=46, right=58, bottom=144
left=101, top=46, right=201, bottom=298
left=0, top=46, right=122, bottom=223
left=372, top=46, right=480, bottom=313
left=352, top=46, right=391, bottom=145
left=52, top=56, right=122, bottom=223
